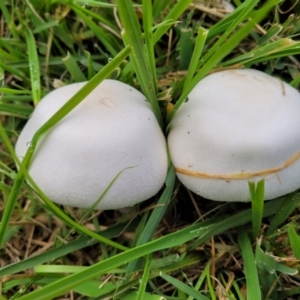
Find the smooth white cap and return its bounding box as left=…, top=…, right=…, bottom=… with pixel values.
left=16, top=80, right=168, bottom=209
left=168, top=69, right=300, bottom=201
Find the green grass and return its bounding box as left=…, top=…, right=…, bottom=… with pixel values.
left=1, top=0, right=300, bottom=299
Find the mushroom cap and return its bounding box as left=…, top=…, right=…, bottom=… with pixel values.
left=16, top=80, right=168, bottom=209
left=168, top=69, right=300, bottom=201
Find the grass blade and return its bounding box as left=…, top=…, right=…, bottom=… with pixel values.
left=62, top=52, right=87, bottom=82
left=153, top=0, right=193, bottom=44
left=182, top=27, right=208, bottom=94
left=221, top=38, right=299, bottom=67
left=84, top=50, right=95, bottom=79
left=257, top=24, right=282, bottom=46
left=238, top=228, right=261, bottom=300
left=137, top=253, right=152, bottom=300
left=70, top=4, right=118, bottom=56
left=179, top=27, right=194, bottom=70
left=26, top=29, right=41, bottom=106
left=249, top=179, right=265, bottom=238
left=255, top=244, right=278, bottom=299
left=266, top=192, right=300, bottom=235
left=143, top=0, right=157, bottom=90
left=116, top=0, right=162, bottom=127
left=160, top=272, right=209, bottom=300
left=288, top=224, right=300, bottom=259
left=187, top=262, right=211, bottom=300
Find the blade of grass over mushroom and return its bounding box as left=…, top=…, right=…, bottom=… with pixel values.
left=17, top=199, right=286, bottom=300
left=31, top=45, right=130, bottom=147
left=116, top=0, right=162, bottom=127
left=238, top=228, right=261, bottom=300
left=0, top=46, right=130, bottom=248
left=266, top=193, right=300, bottom=236
left=288, top=224, right=300, bottom=259
left=78, top=166, right=138, bottom=223
left=0, top=121, right=129, bottom=251
left=160, top=272, right=209, bottom=300
left=62, top=52, right=87, bottom=82
left=167, top=0, right=281, bottom=123
left=249, top=179, right=265, bottom=238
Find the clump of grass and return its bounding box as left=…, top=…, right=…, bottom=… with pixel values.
left=1, top=0, right=300, bottom=299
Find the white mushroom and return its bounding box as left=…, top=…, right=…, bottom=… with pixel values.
left=168, top=69, right=300, bottom=201
left=221, top=0, right=234, bottom=13
left=193, top=0, right=235, bottom=13
left=15, top=80, right=168, bottom=209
